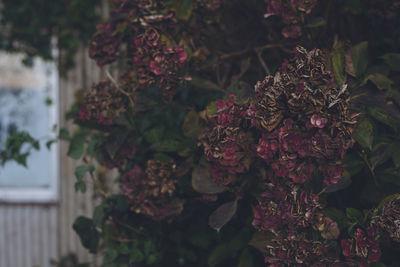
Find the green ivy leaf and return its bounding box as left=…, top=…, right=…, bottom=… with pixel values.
left=67, top=133, right=86, bottom=160
left=72, top=216, right=99, bottom=254
left=354, top=118, right=374, bottom=150
left=352, top=41, right=368, bottom=77
left=75, top=165, right=94, bottom=180
left=381, top=53, right=400, bottom=72
left=209, top=199, right=238, bottom=232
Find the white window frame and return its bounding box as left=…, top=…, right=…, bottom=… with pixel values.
left=0, top=47, right=60, bottom=203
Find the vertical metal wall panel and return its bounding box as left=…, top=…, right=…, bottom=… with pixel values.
left=0, top=205, right=58, bottom=267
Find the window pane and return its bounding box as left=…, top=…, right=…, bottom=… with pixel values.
left=0, top=52, right=58, bottom=191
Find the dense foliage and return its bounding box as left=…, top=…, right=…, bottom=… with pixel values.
left=6, top=0, right=400, bottom=266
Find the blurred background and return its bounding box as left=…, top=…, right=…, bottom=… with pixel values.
left=0, top=0, right=106, bottom=266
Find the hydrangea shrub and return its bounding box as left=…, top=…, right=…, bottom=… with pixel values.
left=67, top=0, right=400, bottom=266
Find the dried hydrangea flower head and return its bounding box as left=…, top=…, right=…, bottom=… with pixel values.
left=371, top=194, right=400, bottom=243
left=264, top=0, right=318, bottom=38
left=120, top=159, right=183, bottom=220
left=78, top=80, right=126, bottom=125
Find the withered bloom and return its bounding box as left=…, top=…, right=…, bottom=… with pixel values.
left=199, top=96, right=254, bottom=186
left=371, top=194, right=400, bottom=243
left=264, top=230, right=328, bottom=266
left=120, top=160, right=183, bottom=220
left=78, top=80, right=126, bottom=125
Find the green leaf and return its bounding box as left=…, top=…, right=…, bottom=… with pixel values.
left=74, top=180, right=87, bottom=193
left=368, top=107, right=400, bottom=129
left=322, top=208, right=349, bottom=230
left=190, top=76, right=221, bottom=91
left=379, top=168, right=400, bottom=186
left=208, top=244, right=230, bottom=266
left=346, top=208, right=363, bottom=223
left=366, top=73, right=394, bottom=90
left=72, top=216, right=99, bottom=253
left=75, top=165, right=94, bottom=180
left=238, top=248, right=253, bottom=267
left=93, top=201, right=111, bottom=226
left=209, top=199, right=238, bottom=232
left=104, top=247, right=118, bottom=263
left=352, top=41, right=368, bottom=77
left=332, top=43, right=346, bottom=85
left=381, top=53, right=400, bottom=71
left=182, top=111, right=203, bottom=138
left=325, top=171, right=351, bottom=193
left=248, top=231, right=274, bottom=254
left=354, top=118, right=374, bottom=150
left=391, top=142, right=400, bottom=168
left=192, top=165, right=226, bottom=194
left=342, top=153, right=364, bottom=176
left=67, top=133, right=86, bottom=160
left=129, top=249, right=145, bottom=263
left=177, top=0, right=194, bottom=21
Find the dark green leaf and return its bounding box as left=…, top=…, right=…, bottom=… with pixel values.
left=366, top=73, right=394, bottom=90
left=346, top=208, right=363, bottom=223
left=354, top=118, right=374, bottom=150
left=381, top=53, right=400, bottom=71
left=391, top=142, right=400, bottom=168
left=208, top=244, right=230, bottom=266
left=322, top=208, right=349, bottom=230
left=352, top=41, right=368, bottom=77
left=248, top=231, right=274, bottom=253
left=209, top=200, right=238, bottom=232
left=238, top=248, right=253, bottom=267
left=332, top=43, right=346, bottom=85
left=72, top=216, right=99, bottom=253
left=192, top=166, right=226, bottom=194
left=130, top=249, right=145, bottom=263
left=67, top=133, right=86, bottom=160
left=75, top=165, right=95, bottom=180
left=325, top=171, right=351, bottom=193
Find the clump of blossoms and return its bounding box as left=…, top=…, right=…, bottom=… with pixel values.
left=78, top=80, right=126, bottom=126
left=264, top=0, right=318, bottom=38
left=341, top=227, right=382, bottom=266
left=132, top=29, right=188, bottom=97
left=200, top=46, right=360, bottom=265
left=199, top=95, right=254, bottom=186
left=371, top=194, right=400, bottom=243
left=88, top=0, right=187, bottom=98
left=120, top=159, right=183, bottom=220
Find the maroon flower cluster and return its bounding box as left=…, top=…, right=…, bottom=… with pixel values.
left=341, top=227, right=382, bottom=266
left=371, top=194, right=400, bottom=243
left=252, top=176, right=322, bottom=231
left=88, top=0, right=187, bottom=98
left=133, top=29, right=188, bottom=97
left=264, top=231, right=328, bottom=266
left=120, top=159, right=183, bottom=220
left=199, top=95, right=254, bottom=186
left=78, top=80, right=126, bottom=126
left=264, top=0, right=318, bottom=38
left=200, top=46, right=360, bottom=265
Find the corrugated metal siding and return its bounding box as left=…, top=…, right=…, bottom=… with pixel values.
left=0, top=45, right=104, bottom=267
